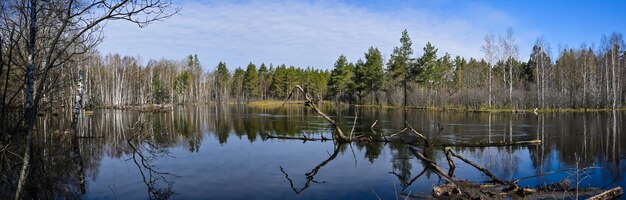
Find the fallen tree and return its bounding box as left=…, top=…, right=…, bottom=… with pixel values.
left=271, top=85, right=621, bottom=199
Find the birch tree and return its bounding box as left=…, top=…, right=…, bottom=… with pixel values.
left=481, top=33, right=497, bottom=108
left=9, top=0, right=178, bottom=198
left=500, top=28, right=519, bottom=106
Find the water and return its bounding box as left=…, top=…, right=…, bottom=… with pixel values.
left=22, top=105, right=626, bottom=199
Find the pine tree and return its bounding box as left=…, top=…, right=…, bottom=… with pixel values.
left=387, top=30, right=414, bottom=106
left=215, top=62, right=231, bottom=102
left=258, top=63, right=268, bottom=100
left=328, top=55, right=354, bottom=101
left=150, top=69, right=169, bottom=104
left=353, top=47, right=384, bottom=103
left=243, top=62, right=259, bottom=100
left=231, top=67, right=245, bottom=102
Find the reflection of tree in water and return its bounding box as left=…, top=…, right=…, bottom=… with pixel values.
left=389, top=143, right=414, bottom=186
left=127, top=116, right=178, bottom=200
left=279, top=144, right=346, bottom=194
left=527, top=112, right=625, bottom=185
left=171, top=108, right=203, bottom=152
left=0, top=114, right=90, bottom=199
left=355, top=141, right=383, bottom=163
left=215, top=105, right=231, bottom=144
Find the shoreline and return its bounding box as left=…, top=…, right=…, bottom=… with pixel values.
left=83, top=100, right=626, bottom=113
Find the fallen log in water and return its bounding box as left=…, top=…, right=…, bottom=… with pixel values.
left=263, top=133, right=331, bottom=142
left=587, top=186, right=624, bottom=200
left=435, top=139, right=542, bottom=147
left=273, top=85, right=618, bottom=199
left=446, top=147, right=507, bottom=185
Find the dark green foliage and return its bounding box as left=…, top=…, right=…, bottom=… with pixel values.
left=231, top=67, right=245, bottom=101
left=352, top=47, right=384, bottom=103
left=151, top=69, right=169, bottom=104
left=174, top=70, right=191, bottom=102
left=328, top=55, right=354, bottom=101
left=215, top=62, right=231, bottom=102
left=387, top=30, right=414, bottom=106
left=258, top=63, right=269, bottom=99
left=416, top=42, right=442, bottom=87
left=243, top=62, right=259, bottom=100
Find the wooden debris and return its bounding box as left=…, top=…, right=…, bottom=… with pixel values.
left=282, top=85, right=349, bottom=141
left=432, top=183, right=462, bottom=197
left=447, top=148, right=507, bottom=185
left=587, top=186, right=623, bottom=200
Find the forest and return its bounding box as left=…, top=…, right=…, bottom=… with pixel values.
left=1, top=0, right=625, bottom=199
left=6, top=30, right=624, bottom=113
left=1, top=3, right=626, bottom=132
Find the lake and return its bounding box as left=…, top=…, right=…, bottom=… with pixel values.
left=26, top=105, right=626, bottom=199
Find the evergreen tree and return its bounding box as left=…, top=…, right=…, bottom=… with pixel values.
left=258, top=63, right=268, bottom=100
left=174, top=70, right=191, bottom=103
left=150, top=69, right=169, bottom=104
left=415, top=42, right=443, bottom=106
left=416, top=42, right=439, bottom=84
left=387, top=30, right=414, bottom=106
left=269, top=64, right=290, bottom=98
left=231, top=67, right=245, bottom=102
left=364, top=47, right=385, bottom=93
left=352, top=47, right=384, bottom=103
left=328, top=55, right=354, bottom=101
left=243, top=62, right=259, bottom=100
left=215, top=62, right=231, bottom=102
left=352, top=59, right=367, bottom=103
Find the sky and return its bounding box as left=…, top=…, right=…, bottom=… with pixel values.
left=97, top=0, right=626, bottom=70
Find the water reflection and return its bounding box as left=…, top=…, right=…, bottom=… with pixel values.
left=1, top=105, right=624, bottom=199
left=279, top=144, right=345, bottom=194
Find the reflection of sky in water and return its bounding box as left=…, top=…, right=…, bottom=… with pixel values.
left=35, top=106, right=625, bottom=199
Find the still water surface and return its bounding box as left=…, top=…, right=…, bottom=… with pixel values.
left=35, top=105, right=625, bottom=199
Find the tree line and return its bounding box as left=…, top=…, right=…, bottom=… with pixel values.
left=70, top=53, right=330, bottom=107
left=2, top=26, right=626, bottom=131
left=6, top=30, right=625, bottom=114
left=72, top=29, right=625, bottom=110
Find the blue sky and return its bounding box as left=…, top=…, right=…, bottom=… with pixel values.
left=97, top=0, right=626, bottom=70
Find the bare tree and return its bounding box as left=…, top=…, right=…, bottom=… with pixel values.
left=10, top=0, right=178, bottom=198
left=500, top=28, right=519, bottom=107
left=481, top=32, right=497, bottom=108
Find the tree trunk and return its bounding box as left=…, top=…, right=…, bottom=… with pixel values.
left=16, top=1, right=37, bottom=199
left=71, top=69, right=86, bottom=193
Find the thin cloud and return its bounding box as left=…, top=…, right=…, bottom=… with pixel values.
left=98, top=0, right=518, bottom=70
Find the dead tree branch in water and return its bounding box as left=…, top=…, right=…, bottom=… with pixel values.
left=587, top=186, right=624, bottom=200
left=272, top=86, right=619, bottom=199
left=446, top=148, right=507, bottom=185
left=281, top=85, right=349, bottom=141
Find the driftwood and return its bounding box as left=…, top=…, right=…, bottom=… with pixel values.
left=587, top=186, right=623, bottom=200
left=263, top=133, right=331, bottom=142
left=444, top=148, right=455, bottom=177
left=446, top=147, right=507, bottom=185
left=405, top=121, right=429, bottom=146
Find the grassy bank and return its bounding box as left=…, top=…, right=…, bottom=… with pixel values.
left=246, top=100, right=626, bottom=113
